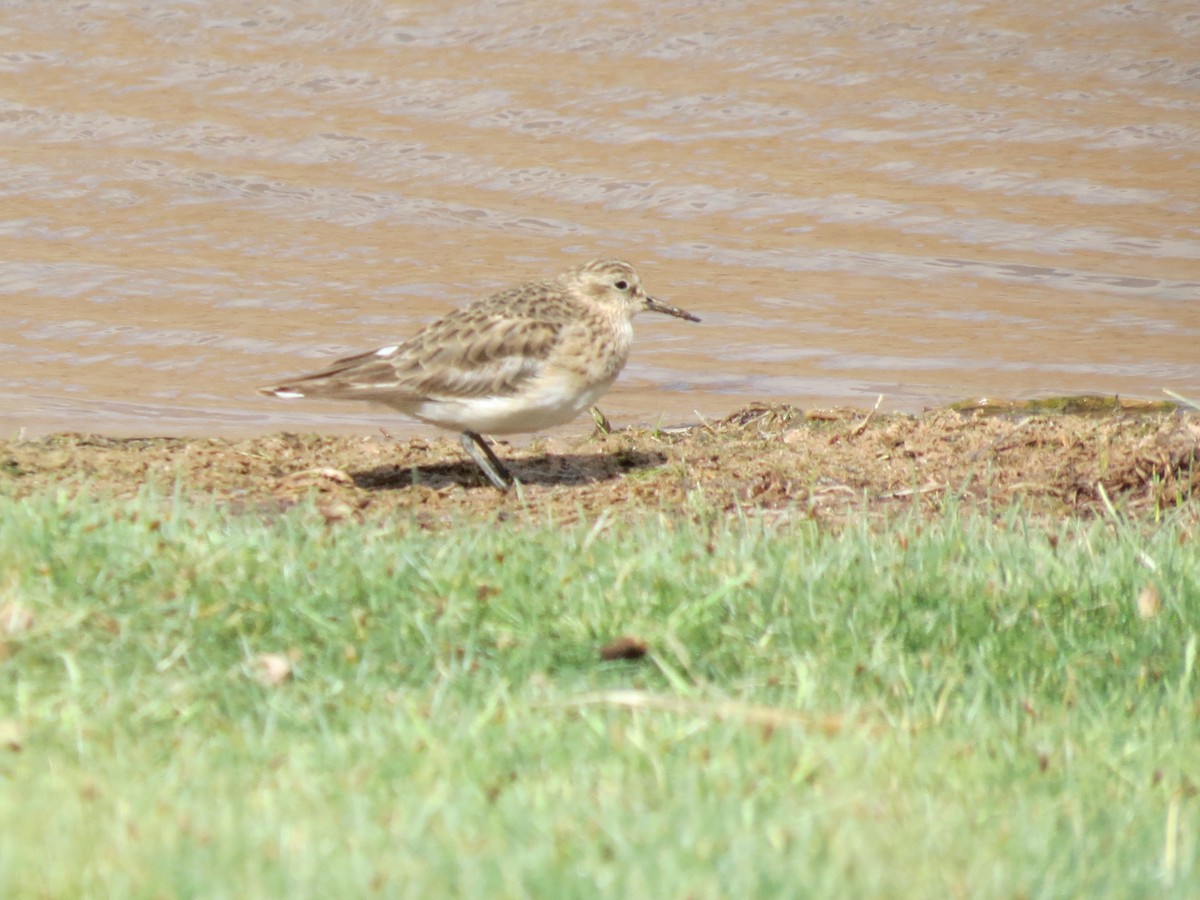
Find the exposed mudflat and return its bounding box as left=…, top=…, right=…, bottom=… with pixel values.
left=3, top=402, right=1197, bottom=529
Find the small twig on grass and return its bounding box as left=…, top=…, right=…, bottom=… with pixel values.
left=279, top=467, right=354, bottom=486
left=1163, top=389, right=1198, bottom=412
left=1163, top=792, right=1181, bottom=887
left=550, top=689, right=879, bottom=735
left=878, top=482, right=945, bottom=500
left=580, top=507, right=614, bottom=552
left=850, top=394, right=884, bottom=437
left=1096, top=480, right=1121, bottom=523
left=234, top=450, right=273, bottom=462
left=1096, top=481, right=1158, bottom=571
left=693, top=409, right=717, bottom=436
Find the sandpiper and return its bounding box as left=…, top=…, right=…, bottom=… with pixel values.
left=259, top=258, right=700, bottom=490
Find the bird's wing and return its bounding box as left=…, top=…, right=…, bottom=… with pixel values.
left=267, top=299, right=568, bottom=402
left=391, top=312, right=565, bottom=400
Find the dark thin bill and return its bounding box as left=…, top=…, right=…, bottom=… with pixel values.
left=646, top=296, right=701, bottom=323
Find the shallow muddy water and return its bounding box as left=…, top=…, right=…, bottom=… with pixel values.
left=2, top=0, right=1198, bottom=437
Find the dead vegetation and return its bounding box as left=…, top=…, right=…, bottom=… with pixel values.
left=2, top=403, right=1197, bottom=527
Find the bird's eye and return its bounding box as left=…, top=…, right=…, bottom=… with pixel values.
left=614, top=279, right=629, bottom=290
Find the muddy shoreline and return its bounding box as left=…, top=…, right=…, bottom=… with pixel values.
left=4, top=402, right=1197, bottom=528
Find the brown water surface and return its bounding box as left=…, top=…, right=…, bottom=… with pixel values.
left=3, top=0, right=1198, bottom=436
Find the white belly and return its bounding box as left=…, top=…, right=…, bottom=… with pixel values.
left=407, top=373, right=616, bottom=435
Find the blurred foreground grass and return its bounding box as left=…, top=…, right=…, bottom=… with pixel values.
left=0, top=488, right=1196, bottom=897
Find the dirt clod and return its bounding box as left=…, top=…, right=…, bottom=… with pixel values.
left=600, top=636, right=649, bottom=661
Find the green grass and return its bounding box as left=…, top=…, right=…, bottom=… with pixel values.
left=1, top=489, right=1197, bottom=898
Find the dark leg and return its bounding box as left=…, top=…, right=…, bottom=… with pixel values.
left=459, top=431, right=512, bottom=491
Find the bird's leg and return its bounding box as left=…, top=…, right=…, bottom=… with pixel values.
left=459, top=431, right=513, bottom=491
